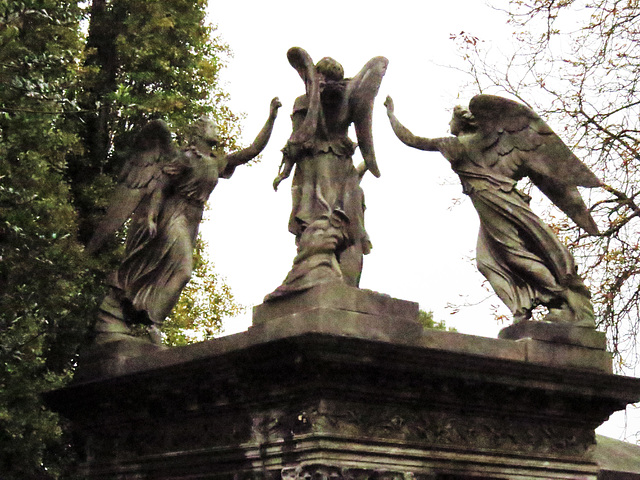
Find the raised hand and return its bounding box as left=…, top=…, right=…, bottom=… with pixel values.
left=384, top=95, right=394, bottom=114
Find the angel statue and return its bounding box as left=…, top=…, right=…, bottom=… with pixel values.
left=87, top=97, right=281, bottom=344
left=385, top=94, right=602, bottom=326
left=265, top=47, right=387, bottom=301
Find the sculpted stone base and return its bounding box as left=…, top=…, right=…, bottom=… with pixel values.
left=499, top=320, right=612, bottom=373
left=45, top=285, right=640, bottom=479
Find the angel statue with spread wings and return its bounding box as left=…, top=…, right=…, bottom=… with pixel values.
left=385, top=94, right=602, bottom=326
left=87, top=98, right=281, bottom=344
left=266, top=47, right=387, bottom=301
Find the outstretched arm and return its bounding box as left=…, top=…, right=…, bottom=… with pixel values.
left=225, top=97, right=282, bottom=170
left=385, top=96, right=439, bottom=151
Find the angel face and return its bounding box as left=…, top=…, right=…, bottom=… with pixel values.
left=188, top=117, right=220, bottom=152
left=199, top=119, right=220, bottom=147
left=450, top=106, right=477, bottom=136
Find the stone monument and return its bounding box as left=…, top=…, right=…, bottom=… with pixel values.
left=44, top=57, right=640, bottom=480
left=267, top=47, right=387, bottom=300
left=45, top=280, right=640, bottom=479
left=85, top=98, right=280, bottom=349
left=385, top=94, right=601, bottom=328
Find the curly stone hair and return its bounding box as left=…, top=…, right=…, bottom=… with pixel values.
left=453, top=105, right=477, bottom=127
left=316, top=57, right=344, bottom=81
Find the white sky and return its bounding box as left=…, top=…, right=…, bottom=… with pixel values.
left=202, top=0, right=639, bottom=440
left=203, top=0, right=509, bottom=336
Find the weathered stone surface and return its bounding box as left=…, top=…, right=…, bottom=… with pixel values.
left=255, top=282, right=419, bottom=324
left=267, top=48, right=387, bottom=300
left=595, top=435, right=640, bottom=479
left=498, top=320, right=612, bottom=373
left=386, top=94, right=600, bottom=327
left=87, top=99, right=281, bottom=345
left=420, top=327, right=526, bottom=363
left=499, top=320, right=607, bottom=349
left=45, top=286, right=640, bottom=480
left=73, top=338, right=166, bottom=382
left=521, top=337, right=613, bottom=373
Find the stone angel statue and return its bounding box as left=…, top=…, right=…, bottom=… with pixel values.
left=266, top=47, right=387, bottom=301
left=385, top=94, right=602, bottom=326
left=88, top=98, right=281, bottom=344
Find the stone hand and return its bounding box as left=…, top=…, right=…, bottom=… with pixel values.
left=270, top=97, right=282, bottom=115
left=384, top=95, right=394, bottom=115
left=273, top=174, right=284, bottom=191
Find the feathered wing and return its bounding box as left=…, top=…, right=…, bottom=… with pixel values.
left=86, top=120, right=174, bottom=254
left=469, top=95, right=602, bottom=235
left=287, top=47, right=320, bottom=145
left=345, top=56, right=388, bottom=178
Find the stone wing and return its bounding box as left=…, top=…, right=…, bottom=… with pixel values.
left=287, top=47, right=320, bottom=145
left=346, top=56, right=389, bottom=178
left=86, top=120, right=173, bottom=253
left=469, top=94, right=602, bottom=235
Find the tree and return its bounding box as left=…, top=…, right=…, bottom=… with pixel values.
left=418, top=310, right=457, bottom=332
left=163, top=237, right=244, bottom=346
left=70, top=0, right=240, bottom=243
left=0, top=1, right=240, bottom=477
left=453, top=0, right=640, bottom=373
left=0, top=3, right=92, bottom=477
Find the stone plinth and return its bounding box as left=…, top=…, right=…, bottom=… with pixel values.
left=45, top=285, right=640, bottom=480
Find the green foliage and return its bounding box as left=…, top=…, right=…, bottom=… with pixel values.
left=71, top=0, right=241, bottom=242
left=0, top=0, right=240, bottom=477
left=0, top=2, right=94, bottom=477
left=418, top=310, right=457, bottom=332
left=163, top=236, right=243, bottom=346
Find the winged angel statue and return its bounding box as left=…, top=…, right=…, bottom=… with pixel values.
left=88, top=98, right=281, bottom=344
left=266, top=48, right=388, bottom=301
left=385, top=94, right=601, bottom=326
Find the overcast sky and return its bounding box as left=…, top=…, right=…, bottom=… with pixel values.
left=203, top=0, right=516, bottom=336
left=202, top=1, right=638, bottom=440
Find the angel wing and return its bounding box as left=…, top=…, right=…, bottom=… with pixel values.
left=86, top=120, right=174, bottom=254
left=468, top=94, right=602, bottom=235
left=345, top=56, right=388, bottom=178
left=287, top=47, right=321, bottom=145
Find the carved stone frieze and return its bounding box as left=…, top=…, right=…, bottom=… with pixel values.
left=46, top=318, right=640, bottom=479
left=255, top=400, right=595, bottom=458
left=83, top=392, right=596, bottom=463
left=281, top=464, right=417, bottom=480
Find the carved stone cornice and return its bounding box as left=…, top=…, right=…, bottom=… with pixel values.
left=44, top=288, right=640, bottom=479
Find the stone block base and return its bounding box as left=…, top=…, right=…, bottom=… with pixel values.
left=499, top=320, right=612, bottom=373
left=45, top=286, right=640, bottom=479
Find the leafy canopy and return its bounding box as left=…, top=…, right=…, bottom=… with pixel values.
left=0, top=0, right=242, bottom=477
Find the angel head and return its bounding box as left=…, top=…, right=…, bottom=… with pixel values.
left=184, top=117, right=220, bottom=151
left=316, top=57, right=344, bottom=81
left=316, top=57, right=346, bottom=104
left=450, top=105, right=478, bottom=136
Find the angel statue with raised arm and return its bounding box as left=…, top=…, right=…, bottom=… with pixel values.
left=385, top=94, right=602, bottom=326
left=266, top=47, right=387, bottom=301
left=87, top=97, right=281, bottom=344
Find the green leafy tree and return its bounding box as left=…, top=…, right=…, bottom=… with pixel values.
left=454, top=0, right=640, bottom=372
left=418, top=310, right=457, bottom=332
left=0, top=1, right=241, bottom=477
left=71, top=0, right=240, bottom=242
left=163, top=237, right=244, bottom=346
left=0, top=3, right=92, bottom=478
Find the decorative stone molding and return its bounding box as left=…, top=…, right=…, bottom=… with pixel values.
left=281, top=465, right=415, bottom=480
left=44, top=287, right=640, bottom=479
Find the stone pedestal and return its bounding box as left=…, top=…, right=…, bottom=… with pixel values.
left=45, top=285, right=640, bottom=479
